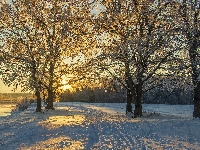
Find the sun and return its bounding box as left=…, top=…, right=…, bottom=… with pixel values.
left=63, top=84, right=72, bottom=90
left=61, top=80, right=72, bottom=90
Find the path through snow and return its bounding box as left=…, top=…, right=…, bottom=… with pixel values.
left=0, top=102, right=200, bottom=149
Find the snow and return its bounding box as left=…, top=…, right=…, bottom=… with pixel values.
left=0, top=104, right=16, bottom=117
left=0, top=102, right=200, bottom=149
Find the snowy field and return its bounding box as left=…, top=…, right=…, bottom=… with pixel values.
left=0, top=102, right=200, bottom=150
left=0, top=104, right=16, bottom=117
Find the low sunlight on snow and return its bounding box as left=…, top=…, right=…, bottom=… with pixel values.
left=0, top=102, right=200, bottom=149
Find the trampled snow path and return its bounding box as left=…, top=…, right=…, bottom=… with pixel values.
left=0, top=102, right=200, bottom=150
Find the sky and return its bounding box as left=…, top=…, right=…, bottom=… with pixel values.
left=0, top=80, right=22, bottom=93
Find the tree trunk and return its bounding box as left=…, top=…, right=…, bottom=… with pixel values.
left=125, top=62, right=133, bottom=114
left=134, top=84, right=143, bottom=118
left=46, top=89, right=54, bottom=110
left=126, top=89, right=133, bottom=114
left=46, top=62, right=55, bottom=110
left=35, top=90, right=42, bottom=112
left=31, top=57, right=41, bottom=112
left=193, top=81, right=200, bottom=118
left=188, top=41, right=200, bottom=118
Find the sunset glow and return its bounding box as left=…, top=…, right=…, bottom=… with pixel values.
left=61, top=80, right=72, bottom=91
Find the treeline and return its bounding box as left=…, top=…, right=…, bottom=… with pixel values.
left=143, top=88, right=193, bottom=105
left=60, top=88, right=126, bottom=103
left=0, top=93, right=34, bottom=101
left=60, top=87, right=193, bottom=105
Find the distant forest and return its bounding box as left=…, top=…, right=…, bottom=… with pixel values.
left=60, top=87, right=193, bottom=105
left=0, top=93, right=34, bottom=101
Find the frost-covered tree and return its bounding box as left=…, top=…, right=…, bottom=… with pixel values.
left=179, top=0, right=200, bottom=117
left=93, top=0, right=185, bottom=117
left=0, top=0, right=94, bottom=110
left=0, top=0, right=45, bottom=111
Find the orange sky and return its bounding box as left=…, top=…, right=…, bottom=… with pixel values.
left=0, top=80, right=22, bottom=93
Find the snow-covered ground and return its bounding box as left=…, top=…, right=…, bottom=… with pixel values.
left=0, top=102, right=200, bottom=150
left=0, top=104, right=16, bottom=117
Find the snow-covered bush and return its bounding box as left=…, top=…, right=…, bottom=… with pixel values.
left=17, top=97, right=32, bottom=111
